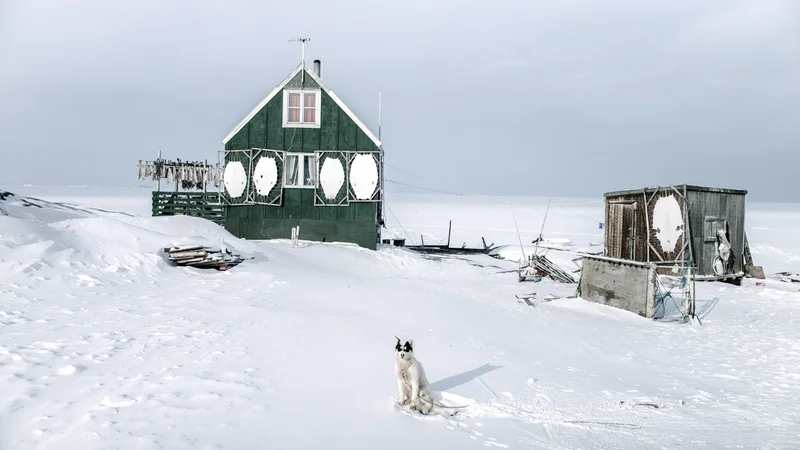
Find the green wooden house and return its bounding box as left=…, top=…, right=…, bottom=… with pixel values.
left=219, top=59, right=384, bottom=249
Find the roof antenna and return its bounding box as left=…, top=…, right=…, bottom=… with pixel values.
left=289, top=36, right=311, bottom=83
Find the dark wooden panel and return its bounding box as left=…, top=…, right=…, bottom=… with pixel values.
left=320, top=93, right=338, bottom=150
left=302, top=126, right=320, bottom=154
left=338, top=108, right=356, bottom=151
left=266, top=95, right=285, bottom=149
left=152, top=191, right=225, bottom=225
left=607, top=203, right=624, bottom=259
left=355, top=127, right=377, bottom=151
left=225, top=217, right=241, bottom=237
left=352, top=202, right=377, bottom=221
left=262, top=204, right=283, bottom=219
left=283, top=189, right=303, bottom=219
left=229, top=125, right=249, bottom=150
left=686, top=189, right=747, bottom=277
left=318, top=206, right=338, bottom=221
left=301, top=189, right=319, bottom=219
left=226, top=205, right=248, bottom=218
left=249, top=107, right=267, bottom=149
left=337, top=203, right=355, bottom=220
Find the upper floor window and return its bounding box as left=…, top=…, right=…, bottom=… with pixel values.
left=283, top=89, right=321, bottom=128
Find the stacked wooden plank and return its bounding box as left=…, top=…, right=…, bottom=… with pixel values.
left=529, top=254, right=576, bottom=283
left=163, top=244, right=246, bottom=271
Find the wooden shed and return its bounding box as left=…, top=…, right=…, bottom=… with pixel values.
left=218, top=59, right=384, bottom=249
left=602, top=184, right=748, bottom=282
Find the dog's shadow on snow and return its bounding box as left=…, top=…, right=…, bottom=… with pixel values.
left=429, top=363, right=503, bottom=392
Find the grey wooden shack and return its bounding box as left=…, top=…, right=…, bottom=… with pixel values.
left=602, top=184, right=748, bottom=283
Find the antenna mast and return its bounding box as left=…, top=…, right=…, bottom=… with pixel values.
left=289, top=36, right=311, bottom=83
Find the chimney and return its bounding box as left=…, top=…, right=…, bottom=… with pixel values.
left=313, top=59, right=322, bottom=78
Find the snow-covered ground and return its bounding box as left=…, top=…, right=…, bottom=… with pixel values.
left=1, top=185, right=798, bottom=449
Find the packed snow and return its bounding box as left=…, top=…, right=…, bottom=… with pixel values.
left=1, top=185, right=799, bottom=449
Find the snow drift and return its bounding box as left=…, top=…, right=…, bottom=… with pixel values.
left=1, top=187, right=799, bottom=449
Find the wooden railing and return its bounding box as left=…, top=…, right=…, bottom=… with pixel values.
left=151, top=191, right=224, bottom=225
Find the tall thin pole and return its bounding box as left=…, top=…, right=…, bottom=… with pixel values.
left=290, top=36, right=311, bottom=84
left=378, top=89, right=385, bottom=231
left=534, top=198, right=552, bottom=256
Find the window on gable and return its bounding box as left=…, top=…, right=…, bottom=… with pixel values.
left=283, top=89, right=321, bottom=128
left=284, top=153, right=317, bottom=188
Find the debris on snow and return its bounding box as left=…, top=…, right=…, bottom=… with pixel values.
left=163, top=244, right=247, bottom=270
left=773, top=272, right=800, bottom=283
left=518, top=254, right=576, bottom=283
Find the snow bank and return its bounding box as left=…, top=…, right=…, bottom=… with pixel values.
left=1, top=187, right=799, bottom=449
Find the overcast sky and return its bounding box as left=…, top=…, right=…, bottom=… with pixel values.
left=1, top=0, right=798, bottom=201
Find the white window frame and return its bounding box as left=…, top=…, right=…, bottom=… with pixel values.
left=282, top=89, right=322, bottom=128
left=283, top=152, right=317, bottom=189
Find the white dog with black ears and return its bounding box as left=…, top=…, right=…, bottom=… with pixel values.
left=394, top=336, right=434, bottom=415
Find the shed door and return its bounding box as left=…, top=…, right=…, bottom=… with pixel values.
left=607, top=202, right=636, bottom=259
left=705, top=216, right=730, bottom=276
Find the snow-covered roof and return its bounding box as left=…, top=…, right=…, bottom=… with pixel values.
left=221, top=62, right=382, bottom=148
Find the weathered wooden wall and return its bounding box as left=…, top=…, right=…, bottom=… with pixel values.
left=152, top=191, right=224, bottom=225
left=685, top=189, right=747, bottom=278
left=223, top=68, right=381, bottom=249
left=578, top=255, right=657, bottom=318
left=604, top=192, right=649, bottom=261
left=604, top=185, right=748, bottom=279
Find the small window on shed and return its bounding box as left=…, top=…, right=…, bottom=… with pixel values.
left=283, top=89, right=321, bottom=128
left=704, top=217, right=728, bottom=242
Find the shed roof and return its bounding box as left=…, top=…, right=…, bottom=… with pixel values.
left=221, top=62, right=382, bottom=148
left=604, top=184, right=748, bottom=198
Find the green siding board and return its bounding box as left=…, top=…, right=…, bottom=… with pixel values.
left=225, top=218, right=241, bottom=237
left=283, top=189, right=303, bottom=219
left=285, top=72, right=302, bottom=89
left=230, top=125, right=249, bottom=149
left=285, top=70, right=320, bottom=89
left=338, top=111, right=356, bottom=150
left=302, top=127, right=320, bottom=153
left=320, top=93, right=338, bottom=150
left=227, top=217, right=377, bottom=250
left=249, top=107, right=267, bottom=148
left=228, top=206, right=248, bottom=219
left=262, top=204, right=283, bottom=219
left=352, top=202, right=377, bottom=221
left=356, top=127, right=375, bottom=151
left=266, top=96, right=284, bottom=149
left=284, top=127, right=303, bottom=153
left=301, top=189, right=318, bottom=219
left=318, top=206, right=338, bottom=221
left=337, top=204, right=355, bottom=220
left=298, top=219, right=336, bottom=242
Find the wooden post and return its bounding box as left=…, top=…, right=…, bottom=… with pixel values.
left=157, top=150, right=162, bottom=192
left=447, top=220, right=452, bottom=248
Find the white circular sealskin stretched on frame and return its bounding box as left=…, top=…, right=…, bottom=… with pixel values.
left=319, top=157, right=345, bottom=200
left=651, top=194, right=684, bottom=253
left=252, top=157, right=278, bottom=196
left=223, top=161, right=247, bottom=199
left=349, top=153, right=378, bottom=200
